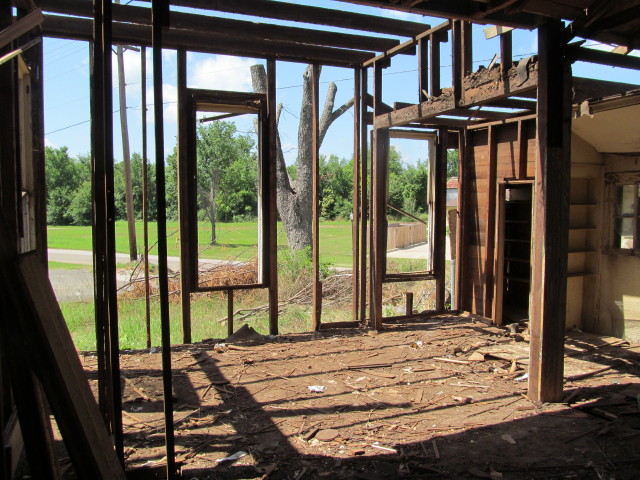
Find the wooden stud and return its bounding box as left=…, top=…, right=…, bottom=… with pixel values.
left=371, top=62, right=385, bottom=330
left=528, top=20, right=572, bottom=404
left=227, top=289, right=234, bottom=338
left=434, top=128, right=447, bottom=311
left=454, top=129, right=466, bottom=310
left=452, top=21, right=462, bottom=105
left=267, top=59, right=278, bottom=336
left=311, top=64, right=321, bottom=331
left=461, top=21, right=473, bottom=77
left=429, top=32, right=441, bottom=97
left=352, top=68, right=361, bottom=323
left=484, top=126, right=498, bottom=318
left=141, top=45, right=151, bottom=349
left=359, top=69, right=369, bottom=324
left=418, top=37, right=428, bottom=101
left=500, top=30, right=513, bottom=74
left=517, top=120, right=528, bottom=180
left=177, top=49, right=191, bottom=345
left=151, top=0, right=177, bottom=475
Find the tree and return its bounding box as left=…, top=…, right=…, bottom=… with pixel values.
left=447, top=149, right=459, bottom=179
left=251, top=64, right=353, bottom=252
left=45, top=146, right=82, bottom=225
left=196, top=121, right=256, bottom=244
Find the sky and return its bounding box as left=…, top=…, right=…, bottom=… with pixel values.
left=42, top=0, right=640, bottom=168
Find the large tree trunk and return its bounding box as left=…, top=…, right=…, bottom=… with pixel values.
left=251, top=64, right=353, bottom=252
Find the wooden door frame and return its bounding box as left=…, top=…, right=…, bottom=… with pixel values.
left=492, top=180, right=534, bottom=325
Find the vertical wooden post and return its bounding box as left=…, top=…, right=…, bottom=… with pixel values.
left=141, top=45, right=152, bottom=349
left=429, top=32, right=441, bottom=97
left=371, top=61, right=384, bottom=330
left=151, top=0, right=176, bottom=475
left=528, top=20, right=571, bottom=404
left=484, top=126, right=497, bottom=318
left=266, top=59, right=279, bottom=335
left=0, top=4, right=17, bottom=241
left=517, top=120, right=528, bottom=180
left=434, top=128, right=447, bottom=311
left=500, top=30, right=513, bottom=75
left=90, top=5, right=109, bottom=431
left=311, top=64, right=321, bottom=331
left=359, top=69, right=369, bottom=324
left=177, top=49, right=191, bottom=344
left=455, top=129, right=467, bottom=311
left=227, top=289, right=234, bottom=338
left=461, top=21, right=473, bottom=77
left=451, top=21, right=462, bottom=105
left=404, top=292, right=413, bottom=316
left=418, top=37, right=429, bottom=101
left=352, top=68, right=361, bottom=323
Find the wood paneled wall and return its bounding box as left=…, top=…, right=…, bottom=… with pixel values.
left=461, top=120, right=536, bottom=318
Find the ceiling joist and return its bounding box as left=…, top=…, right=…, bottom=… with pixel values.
left=38, top=0, right=406, bottom=54
left=42, top=14, right=374, bottom=67
left=137, top=0, right=428, bottom=37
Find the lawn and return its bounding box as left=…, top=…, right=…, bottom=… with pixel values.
left=48, top=220, right=356, bottom=266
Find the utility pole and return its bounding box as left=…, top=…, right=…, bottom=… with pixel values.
left=116, top=38, right=138, bottom=261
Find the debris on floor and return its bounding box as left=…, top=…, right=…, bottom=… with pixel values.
left=77, top=314, right=640, bottom=479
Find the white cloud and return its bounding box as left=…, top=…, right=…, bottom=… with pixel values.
left=189, top=55, right=256, bottom=91
left=45, top=137, right=57, bottom=148
left=146, top=83, right=178, bottom=124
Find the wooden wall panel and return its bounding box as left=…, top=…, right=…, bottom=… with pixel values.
left=461, top=120, right=537, bottom=318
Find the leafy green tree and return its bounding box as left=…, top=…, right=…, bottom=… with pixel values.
left=165, top=147, right=179, bottom=221
left=45, top=146, right=82, bottom=225
left=447, top=149, right=459, bottom=179
left=319, top=154, right=353, bottom=220
left=67, top=153, right=92, bottom=225
left=196, top=121, right=256, bottom=244
left=115, top=153, right=157, bottom=222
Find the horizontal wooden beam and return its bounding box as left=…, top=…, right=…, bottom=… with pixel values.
left=333, top=0, right=542, bottom=29
left=39, top=0, right=399, bottom=53
left=486, top=97, right=536, bottom=110
left=374, top=94, right=456, bottom=128
left=362, top=20, right=450, bottom=68
left=449, top=107, right=527, bottom=120
left=0, top=8, right=42, bottom=49
left=374, top=62, right=538, bottom=129
left=42, top=15, right=374, bottom=67
left=567, top=45, right=640, bottom=71
left=136, top=0, right=428, bottom=37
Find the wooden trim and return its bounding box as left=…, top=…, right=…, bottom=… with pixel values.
left=434, top=128, right=447, bottom=311
left=492, top=183, right=507, bottom=325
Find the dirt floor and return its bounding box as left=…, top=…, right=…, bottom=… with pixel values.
left=78, top=314, right=640, bottom=479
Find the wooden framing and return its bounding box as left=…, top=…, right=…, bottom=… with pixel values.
left=311, top=64, right=321, bottom=331
left=528, top=20, right=572, bottom=404
left=5, top=0, right=640, bottom=475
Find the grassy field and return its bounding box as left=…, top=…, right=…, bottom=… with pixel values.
left=48, top=220, right=355, bottom=266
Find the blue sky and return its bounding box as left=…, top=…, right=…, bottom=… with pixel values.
left=43, top=0, right=639, bottom=167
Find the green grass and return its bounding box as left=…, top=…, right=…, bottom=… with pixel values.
left=61, top=294, right=314, bottom=351
left=48, top=261, right=87, bottom=270
left=48, top=220, right=356, bottom=266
